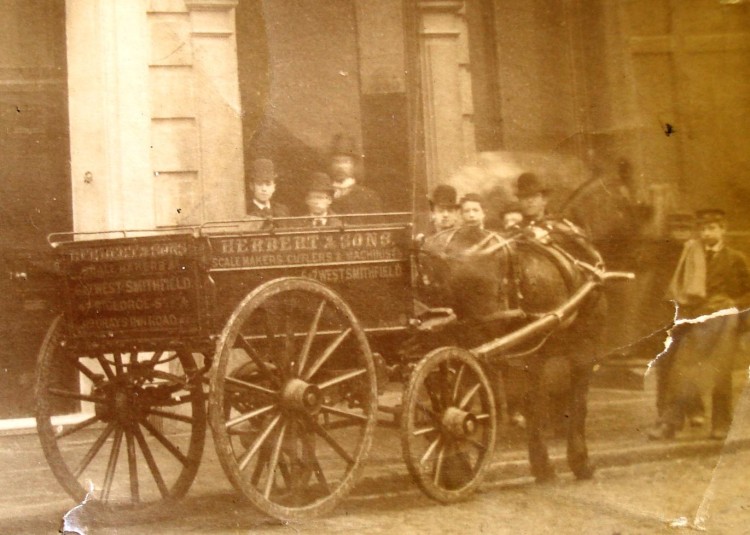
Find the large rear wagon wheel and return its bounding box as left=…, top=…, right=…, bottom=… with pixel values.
left=35, top=316, right=206, bottom=522
left=209, top=277, right=378, bottom=521
left=401, top=346, right=496, bottom=502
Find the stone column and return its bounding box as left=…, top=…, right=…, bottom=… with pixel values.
left=417, top=0, right=475, bottom=190
left=184, top=0, right=245, bottom=222
left=66, top=0, right=153, bottom=232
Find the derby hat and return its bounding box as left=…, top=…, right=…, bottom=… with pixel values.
left=428, top=184, right=458, bottom=208
left=307, top=172, right=335, bottom=195
left=516, top=172, right=549, bottom=198
left=695, top=208, right=726, bottom=225
left=249, top=158, right=277, bottom=183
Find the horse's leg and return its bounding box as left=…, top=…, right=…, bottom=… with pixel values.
left=525, top=356, right=555, bottom=482
left=566, top=361, right=595, bottom=479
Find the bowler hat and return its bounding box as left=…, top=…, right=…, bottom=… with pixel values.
left=307, top=172, right=335, bottom=195
left=516, top=172, right=549, bottom=198
left=330, top=133, right=358, bottom=159
left=428, top=184, right=458, bottom=208
left=249, top=158, right=277, bottom=183
left=695, top=208, right=726, bottom=225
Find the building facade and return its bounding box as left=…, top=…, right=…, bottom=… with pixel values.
left=0, top=0, right=748, bottom=422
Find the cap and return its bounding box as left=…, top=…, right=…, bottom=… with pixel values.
left=459, top=192, right=484, bottom=207
left=516, top=172, right=549, bottom=198
left=695, top=208, right=726, bottom=225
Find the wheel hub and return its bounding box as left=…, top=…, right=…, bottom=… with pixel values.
left=442, top=407, right=477, bottom=437
left=281, top=378, right=322, bottom=415
left=94, top=381, right=145, bottom=427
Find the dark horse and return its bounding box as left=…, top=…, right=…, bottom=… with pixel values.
left=415, top=224, right=608, bottom=482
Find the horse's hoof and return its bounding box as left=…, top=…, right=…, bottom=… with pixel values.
left=573, top=463, right=596, bottom=480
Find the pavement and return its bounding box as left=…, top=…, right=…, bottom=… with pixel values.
left=1, top=366, right=749, bottom=528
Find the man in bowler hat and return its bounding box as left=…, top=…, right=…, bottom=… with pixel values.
left=303, top=172, right=341, bottom=227
left=428, top=184, right=459, bottom=233
left=246, top=158, right=289, bottom=221
left=649, top=209, right=750, bottom=440
left=515, top=172, right=602, bottom=266
left=328, top=134, right=383, bottom=216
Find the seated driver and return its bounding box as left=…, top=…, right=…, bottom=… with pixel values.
left=515, top=172, right=602, bottom=267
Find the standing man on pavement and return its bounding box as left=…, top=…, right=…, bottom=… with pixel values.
left=328, top=134, right=383, bottom=217
left=246, top=158, right=289, bottom=223
left=649, top=209, right=750, bottom=440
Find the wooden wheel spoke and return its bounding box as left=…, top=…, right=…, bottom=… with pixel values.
left=297, top=300, right=326, bottom=376
left=263, top=423, right=287, bottom=499
left=320, top=405, right=369, bottom=423
left=55, top=415, right=100, bottom=439
left=317, top=368, right=367, bottom=390
left=113, top=352, right=124, bottom=376
left=438, top=363, right=451, bottom=410
left=96, top=354, right=116, bottom=382
left=451, top=363, right=466, bottom=404
left=475, top=413, right=491, bottom=421
left=419, top=436, right=442, bottom=467
left=226, top=376, right=277, bottom=398
left=433, top=443, right=446, bottom=486
left=73, top=423, right=115, bottom=478
left=235, top=335, right=279, bottom=386
left=140, top=419, right=190, bottom=466
left=281, top=314, right=295, bottom=378
left=302, top=431, right=331, bottom=495
left=310, top=420, right=354, bottom=466
left=225, top=404, right=275, bottom=429
left=73, top=360, right=102, bottom=383
left=125, top=429, right=140, bottom=504
left=459, top=383, right=482, bottom=410
left=101, top=428, right=123, bottom=502
left=304, top=328, right=351, bottom=381
left=48, top=387, right=104, bottom=404
left=146, top=408, right=194, bottom=424
left=238, top=414, right=281, bottom=472
left=412, top=426, right=437, bottom=437
left=133, top=424, right=169, bottom=498
left=148, top=350, right=165, bottom=365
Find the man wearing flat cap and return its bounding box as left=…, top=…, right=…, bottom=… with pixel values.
left=246, top=158, right=289, bottom=222
left=649, top=208, right=750, bottom=441
left=428, top=184, right=459, bottom=234
left=303, top=172, right=341, bottom=228
left=328, top=134, right=383, bottom=217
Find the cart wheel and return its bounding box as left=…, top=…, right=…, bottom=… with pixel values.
left=401, top=346, right=496, bottom=502
left=35, top=316, right=206, bottom=521
left=209, top=277, right=378, bottom=520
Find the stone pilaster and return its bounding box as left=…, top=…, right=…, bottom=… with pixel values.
left=417, top=0, right=476, bottom=189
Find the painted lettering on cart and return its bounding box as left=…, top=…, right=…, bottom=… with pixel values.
left=78, top=314, right=188, bottom=331
left=301, top=264, right=404, bottom=284
left=66, top=242, right=189, bottom=263
left=211, top=230, right=405, bottom=270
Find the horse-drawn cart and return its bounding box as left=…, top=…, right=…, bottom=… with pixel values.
left=20, top=213, right=630, bottom=521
